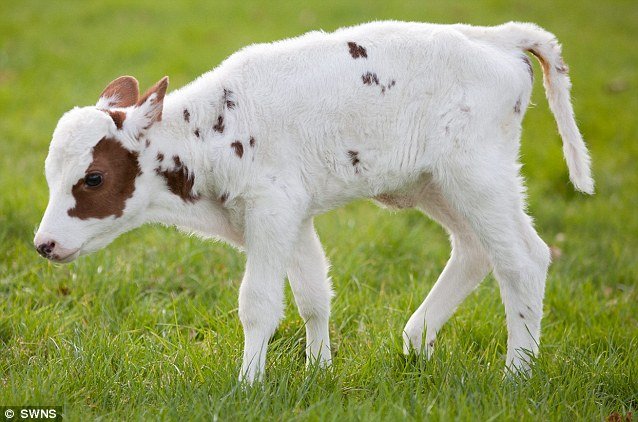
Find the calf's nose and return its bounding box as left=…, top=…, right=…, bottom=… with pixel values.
left=36, top=240, right=56, bottom=258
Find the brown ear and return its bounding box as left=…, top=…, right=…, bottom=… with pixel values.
left=136, top=76, right=169, bottom=123
left=97, top=76, right=140, bottom=108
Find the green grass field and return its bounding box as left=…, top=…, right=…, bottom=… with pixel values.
left=1, top=0, right=637, bottom=420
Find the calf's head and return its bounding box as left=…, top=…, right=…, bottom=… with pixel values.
left=34, top=75, right=168, bottom=262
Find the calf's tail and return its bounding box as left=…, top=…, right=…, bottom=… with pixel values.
left=461, top=22, right=594, bottom=194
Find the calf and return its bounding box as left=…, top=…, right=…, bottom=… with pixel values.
left=34, top=21, right=593, bottom=384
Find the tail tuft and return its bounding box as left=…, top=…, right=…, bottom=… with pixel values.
left=564, top=142, right=594, bottom=194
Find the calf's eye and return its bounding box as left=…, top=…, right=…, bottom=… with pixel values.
left=84, top=172, right=103, bottom=187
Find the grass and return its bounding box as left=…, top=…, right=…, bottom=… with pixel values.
left=1, top=0, right=637, bottom=420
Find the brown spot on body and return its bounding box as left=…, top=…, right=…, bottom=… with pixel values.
left=223, top=89, right=236, bottom=109
left=514, top=98, right=522, bottom=114
left=156, top=156, right=199, bottom=202
left=156, top=153, right=164, bottom=162
left=68, top=137, right=141, bottom=219
left=106, top=110, right=126, bottom=130
left=213, top=115, right=224, bottom=133
left=183, top=109, right=190, bottom=122
left=347, top=150, right=360, bottom=173
left=219, top=192, right=229, bottom=204
left=379, top=79, right=396, bottom=95
left=347, top=150, right=360, bottom=165
left=249, top=137, right=255, bottom=147
left=145, top=139, right=151, bottom=148
left=231, top=141, right=244, bottom=158
left=347, top=42, right=367, bottom=59
left=194, top=128, right=200, bottom=138
left=362, top=72, right=379, bottom=86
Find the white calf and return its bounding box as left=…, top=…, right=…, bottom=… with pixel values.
left=34, top=21, right=593, bottom=383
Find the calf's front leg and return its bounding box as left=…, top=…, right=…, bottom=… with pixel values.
left=287, top=219, right=332, bottom=367
left=238, top=203, right=302, bottom=384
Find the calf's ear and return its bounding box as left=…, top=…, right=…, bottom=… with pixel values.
left=136, top=76, right=169, bottom=124
left=125, top=76, right=169, bottom=139
left=96, top=76, right=140, bottom=109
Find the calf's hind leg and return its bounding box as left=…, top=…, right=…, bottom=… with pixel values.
left=433, top=155, right=550, bottom=374
left=402, top=183, right=492, bottom=357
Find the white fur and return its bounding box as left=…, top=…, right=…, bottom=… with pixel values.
left=35, top=21, right=593, bottom=383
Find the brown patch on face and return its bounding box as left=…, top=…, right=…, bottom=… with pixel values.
left=347, top=42, right=367, bottom=59
left=67, top=137, right=141, bottom=220
left=249, top=137, right=255, bottom=147
left=100, top=76, right=139, bottom=108
left=223, top=89, right=236, bottom=109
left=514, top=98, right=522, bottom=114
left=213, top=115, right=224, bottom=133
left=194, top=128, right=200, bottom=138
left=362, top=72, right=379, bottom=86
left=231, top=141, right=244, bottom=158
left=183, top=108, right=190, bottom=123
left=106, top=110, right=126, bottom=130
left=155, top=156, right=199, bottom=203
